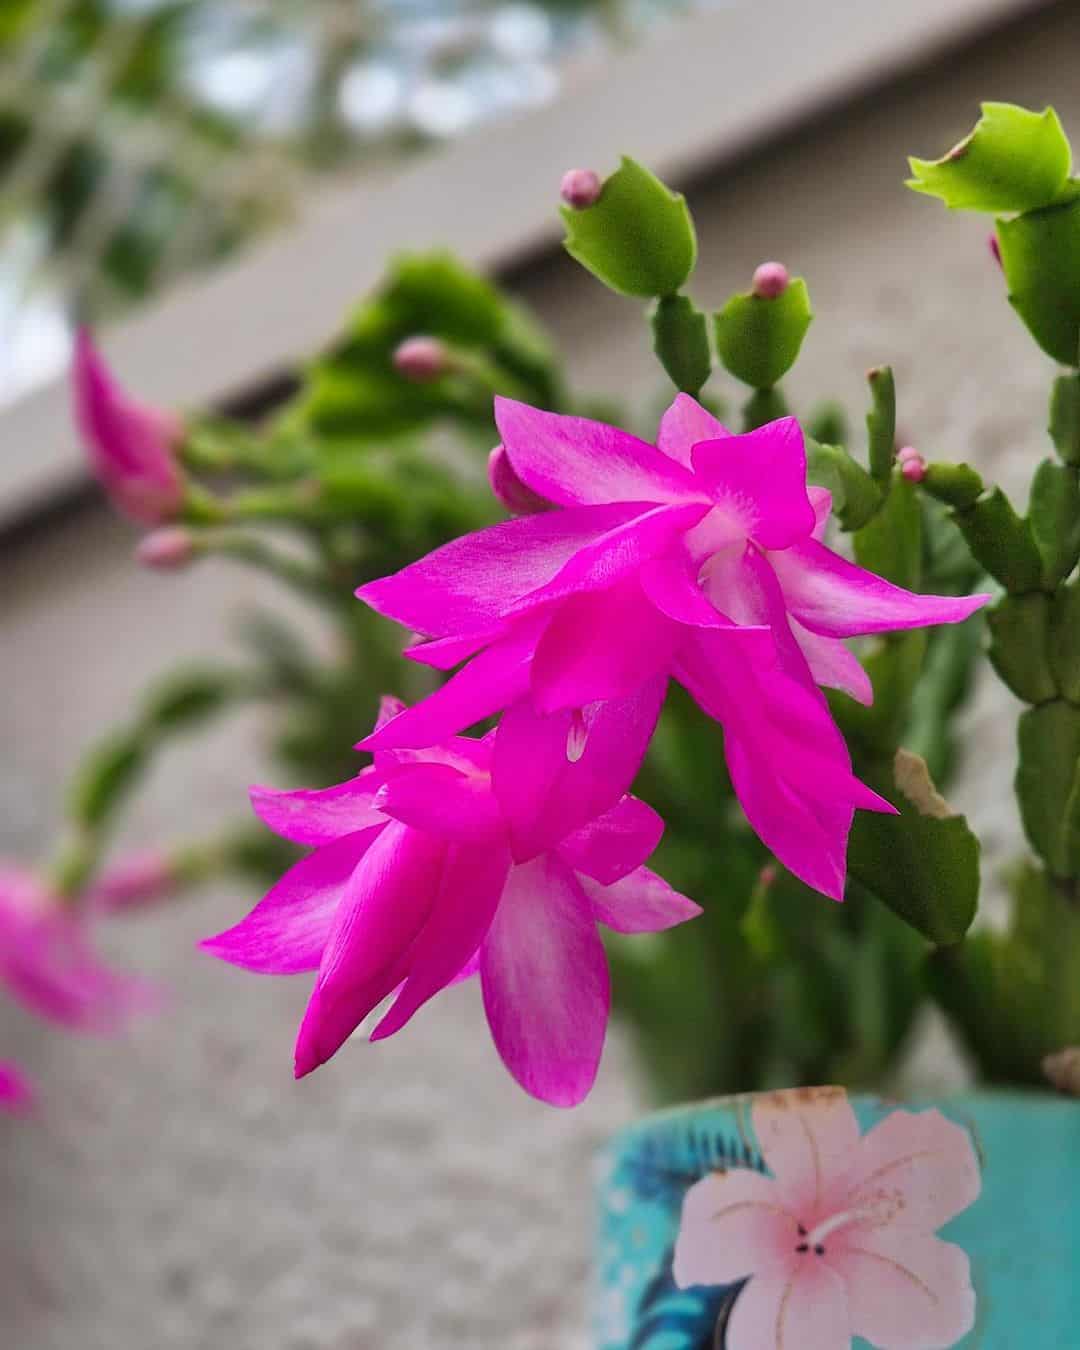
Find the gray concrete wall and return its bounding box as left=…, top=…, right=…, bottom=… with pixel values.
left=3, top=6, right=1080, bottom=1346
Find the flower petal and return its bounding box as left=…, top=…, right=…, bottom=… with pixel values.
left=726, top=1260, right=850, bottom=1350
left=578, top=866, right=701, bottom=933
left=493, top=677, right=666, bottom=862
left=372, top=762, right=503, bottom=840
left=556, top=795, right=664, bottom=884
left=479, top=855, right=609, bottom=1106
left=639, top=553, right=732, bottom=627
left=674, top=1169, right=799, bottom=1288
left=357, top=503, right=644, bottom=637
left=372, top=840, right=511, bottom=1040
left=691, top=419, right=817, bottom=550
left=770, top=538, right=991, bottom=638
left=0, top=1062, right=34, bottom=1116
left=202, top=829, right=381, bottom=973
left=529, top=577, right=680, bottom=713
left=830, top=1230, right=975, bottom=1348
left=846, top=1107, right=982, bottom=1233
left=752, top=1087, right=861, bottom=1218
left=404, top=631, right=497, bottom=670
left=249, top=771, right=382, bottom=846
left=808, top=486, right=832, bottom=541
left=495, top=396, right=705, bottom=509
left=790, top=620, right=873, bottom=706
left=656, top=392, right=731, bottom=468
left=294, top=822, right=446, bottom=1076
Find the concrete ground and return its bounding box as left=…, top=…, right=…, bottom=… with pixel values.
left=3, top=7, right=1080, bottom=1346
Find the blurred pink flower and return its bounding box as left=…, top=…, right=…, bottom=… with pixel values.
left=0, top=1061, right=34, bottom=1116
left=674, top=1087, right=980, bottom=1350
left=203, top=698, right=699, bottom=1106
left=0, top=865, right=156, bottom=1033
left=71, top=328, right=185, bottom=525
left=357, top=397, right=987, bottom=897
left=86, top=849, right=175, bottom=914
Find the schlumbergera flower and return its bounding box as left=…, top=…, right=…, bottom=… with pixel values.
left=203, top=698, right=700, bottom=1106
left=0, top=865, right=156, bottom=1033
left=72, top=328, right=185, bottom=525
left=357, top=397, right=989, bottom=899
left=674, top=1087, right=981, bottom=1350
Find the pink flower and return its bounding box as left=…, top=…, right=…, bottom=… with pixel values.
left=86, top=849, right=175, bottom=914
left=202, top=698, right=700, bottom=1106
left=357, top=397, right=987, bottom=898
left=674, top=1087, right=980, bottom=1350
left=0, top=1061, right=34, bottom=1117
left=0, top=865, right=155, bottom=1033
left=488, top=444, right=550, bottom=516
left=71, top=328, right=185, bottom=525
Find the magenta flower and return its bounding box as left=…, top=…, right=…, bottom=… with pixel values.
left=86, top=849, right=175, bottom=914
left=357, top=397, right=987, bottom=898
left=203, top=699, right=700, bottom=1106
left=71, top=328, right=185, bottom=525
left=674, top=1087, right=980, bottom=1350
left=0, top=865, right=155, bottom=1033
left=0, top=1062, right=34, bottom=1116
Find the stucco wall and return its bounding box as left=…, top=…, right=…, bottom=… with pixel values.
left=3, top=7, right=1080, bottom=1347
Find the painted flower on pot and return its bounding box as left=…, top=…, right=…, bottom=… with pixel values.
left=357, top=396, right=987, bottom=900
left=202, top=697, right=701, bottom=1107
left=674, top=1086, right=980, bottom=1349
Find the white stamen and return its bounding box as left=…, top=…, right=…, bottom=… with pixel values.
left=566, top=708, right=588, bottom=763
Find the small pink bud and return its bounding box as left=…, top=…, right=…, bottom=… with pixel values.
left=392, top=336, right=447, bottom=382
left=0, top=1062, right=35, bottom=1118
left=87, top=850, right=174, bottom=914
left=135, top=526, right=195, bottom=571
left=487, top=445, right=549, bottom=516
left=560, top=168, right=602, bottom=210
left=751, top=261, right=790, bottom=300
left=988, top=233, right=1003, bottom=269
left=900, top=453, right=927, bottom=483
left=896, top=445, right=920, bottom=464
left=758, top=863, right=777, bottom=888
left=72, top=328, right=185, bottom=525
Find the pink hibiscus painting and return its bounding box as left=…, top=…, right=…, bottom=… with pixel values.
left=674, top=1086, right=981, bottom=1350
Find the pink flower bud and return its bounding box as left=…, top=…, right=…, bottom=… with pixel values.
left=392, top=336, right=447, bottom=382
left=135, top=526, right=195, bottom=571
left=988, top=233, right=1003, bottom=269
left=751, top=261, right=790, bottom=300
left=72, top=329, right=185, bottom=525
left=86, top=850, right=174, bottom=914
left=900, top=452, right=927, bottom=483
left=758, top=863, right=777, bottom=888
left=0, top=1062, right=34, bottom=1117
left=560, top=168, right=602, bottom=210
left=896, top=445, right=920, bottom=464
left=487, top=445, right=549, bottom=516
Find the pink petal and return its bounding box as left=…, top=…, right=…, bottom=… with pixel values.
left=404, top=631, right=497, bottom=670
left=492, top=677, right=666, bottom=862
left=846, top=1107, right=982, bottom=1234
left=690, top=419, right=817, bottom=550
left=808, top=486, right=832, bottom=540
left=479, top=855, right=609, bottom=1106
left=294, top=822, right=446, bottom=1076
left=752, top=1087, right=861, bottom=1218
left=488, top=443, right=550, bottom=515
left=372, top=762, right=503, bottom=840
left=673, top=1169, right=799, bottom=1288
left=656, top=393, right=731, bottom=468
left=503, top=503, right=711, bottom=620
left=790, top=620, right=873, bottom=706
left=830, top=1230, right=975, bottom=1348
left=700, top=544, right=812, bottom=685
left=357, top=502, right=645, bottom=637
left=556, top=795, right=664, bottom=884
left=249, top=771, right=382, bottom=846
left=495, top=396, right=705, bottom=508
left=770, top=538, right=991, bottom=638
left=578, top=866, right=701, bottom=933
left=726, top=1260, right=849, bottom=1350
left=529, top=577, right=680, bottom=713
left=0, top=1062, right=34, bottom=1116
left=371, top=841, right=511, bottom=1040
left=359, top=620, right=541, bottom=751
left=202, top=829, right=381, bottom=973
left=639, top=554, right=731, bottom=627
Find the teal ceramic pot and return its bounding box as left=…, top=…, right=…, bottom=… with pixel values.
left=593, top=1091, right=1079, bottom=1348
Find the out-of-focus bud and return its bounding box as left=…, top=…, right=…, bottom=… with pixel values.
left=0, top=1062, right=34, bottom=1117
left=487, top=445, right=549, bottom=516
left=71, top=329, right=185, bottom=525
left=898, top=446, right=927, bottom=483
left=135, top=526, right=195, bottom=571
left=392, top=335, right=448, bottom=382
left=560, top=168, right=602, bottom=210
left=751, top=261, right=790, bottom=300
left=86, top=850, right=174, bottom=914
